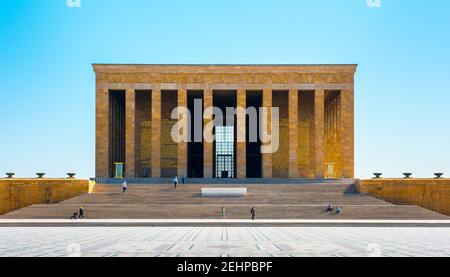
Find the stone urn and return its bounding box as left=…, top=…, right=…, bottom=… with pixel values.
left=403, top=173, right=412, bottom=179
left=434, top=173, right=444, bottom=179
left=373, top=173, right=382, bottom=179
left=67, top=173, right=76, bottom=179
left=5, top=173, right=15, bottom=178
left=36, top=173, right=46, bottom=179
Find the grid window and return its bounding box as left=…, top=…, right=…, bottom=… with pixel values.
left=215, top=126, right=234, bottom=178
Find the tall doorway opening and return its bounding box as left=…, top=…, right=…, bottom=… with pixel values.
left=246, top=91, right=262, bottom=178
left=109, top=90, right=125, bottom=178
left=187, top=91, right=204, bottom=178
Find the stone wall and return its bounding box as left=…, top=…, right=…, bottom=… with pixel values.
left=357, top=179, right=450, bottom=216
left=0, top=179, right=90, bottom=215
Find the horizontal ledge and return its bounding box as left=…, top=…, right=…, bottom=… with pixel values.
left=97, top=83, right=354, bottom=91
left=1, top=219, right=450, bottom=228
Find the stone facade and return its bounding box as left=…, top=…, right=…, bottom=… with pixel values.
left=94, top=64, right=357, bottom=179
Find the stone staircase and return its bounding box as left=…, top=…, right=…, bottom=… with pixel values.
left=2, top=183, right=448, bottom=219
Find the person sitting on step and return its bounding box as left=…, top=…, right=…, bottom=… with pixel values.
left=326, top=204, right=334, bottom=213
left=335, top=206, right=342, bottom=215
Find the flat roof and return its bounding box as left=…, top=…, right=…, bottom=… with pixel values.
left=93, top=64, right=358, bottom=74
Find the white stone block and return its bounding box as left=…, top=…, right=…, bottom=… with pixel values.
left=201, top=188, right=247, bottom=197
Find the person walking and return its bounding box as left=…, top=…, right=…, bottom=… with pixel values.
left=220, top=207, right=226, bottom=219
left=78, top=206, right=85, bottom=219
left=121, top=180, right=127, bottom=194
left=173, top=176, right=179, bottom=189
left=250, top=207, right=256, bottom=220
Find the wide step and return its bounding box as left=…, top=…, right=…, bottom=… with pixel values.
left=2, top=184, right=448, bottom=220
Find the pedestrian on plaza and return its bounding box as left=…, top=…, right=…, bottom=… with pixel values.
left=173, top=176, right=179, bottom=189
left=221, top=207, right=226, bottom=219
left=335, top=206, right=342, bottom=215
left=121, top=180, right=127, bottom=194
left=250, top=207, right=256, bottom=220
left=79, top=206, right=85, bottom=219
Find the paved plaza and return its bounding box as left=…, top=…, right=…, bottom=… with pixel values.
left=0, top=226, right=448, bottom=257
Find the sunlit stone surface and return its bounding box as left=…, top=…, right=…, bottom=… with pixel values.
left=0, top=227, right=448, bottom=257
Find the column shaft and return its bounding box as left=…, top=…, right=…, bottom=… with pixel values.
left=151, top=88, right=161, bottom=178
left=177, top=87, right=188, bottom=177
left=314, top=89, right=325, bottom=178
left=96, top=88, right=109, bottom=178
left=125, top=88, right=136, bottom=178
left=262, top=87, right=272, bottom=178
left=340, top=89, right=354, bottom=178
left=288, top=88, right=299, bottom=178
left=236, top=88, right=246, bottom=178
left=203, top=88, right=213, bottom=178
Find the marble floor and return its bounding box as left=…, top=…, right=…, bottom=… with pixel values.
left=0, top=227, right=448, bottom=257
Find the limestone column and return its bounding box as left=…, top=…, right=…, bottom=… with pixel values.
left=125, top=88, right=136, bottom=178
left=236, top=88, right=246, bottom=178
left=96, top=88, right=109, bottom=178
left=288, top=88, right=299, bottom=178
left=151, top=88, right=161, bottom=178
left=314, top=89, right=325, bottom=179
left=177, top=87, right=188, bottom=178
left=203, top=88, right=213, bottom=178
left=262, top=87, right=272, bottom=178
left=340, top=89, right=354, bottom=178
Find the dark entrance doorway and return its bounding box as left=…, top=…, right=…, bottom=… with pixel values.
left=109, top=90, right=125, bottom=178
left=187, top=91, right=204, bottom=178
left=246, top=91, right=262, bottom=178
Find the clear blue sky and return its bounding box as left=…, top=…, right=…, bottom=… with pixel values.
left=1, top=0, right=449, bottom=179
